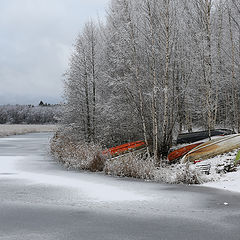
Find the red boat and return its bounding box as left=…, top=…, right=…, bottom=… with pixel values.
left=103, top=141, right=146, bottom=157
left=168, top=142, right=203, bottom=162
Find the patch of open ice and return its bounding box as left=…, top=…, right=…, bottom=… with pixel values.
left=0, top=156, right=24, bottom=174
left=16, top=172, right=149, bottom=202
left=0, top=155, right=149, bottom=202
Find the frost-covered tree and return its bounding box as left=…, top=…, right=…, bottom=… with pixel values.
left=63, top=21, right=101, bottom=142
left=61, top=0, right=240, bottom=162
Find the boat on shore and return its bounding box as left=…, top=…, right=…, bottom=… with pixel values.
left=102, top=141, right=146, bottom=158
left=168, top=142, right=203, bottom=162
left=181, top=134, right=240, bottom=163
left=177, top=129, right=235, bottom=144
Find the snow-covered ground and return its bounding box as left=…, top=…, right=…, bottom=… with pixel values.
left=203, top=165, right=240, bottom=193
left=195, top=149, right=240, bottom=193
left=0, top=124, right=58, bottom=137
left=171, top=136, right=240, bottom=193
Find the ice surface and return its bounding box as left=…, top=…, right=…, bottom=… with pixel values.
left=0, top=156, right=23, bottom=174
left=1, top=133, right=240, bottom=240
left=0, top=133, right=197, bottom=215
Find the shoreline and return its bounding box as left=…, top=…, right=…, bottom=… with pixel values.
left=3, top=127, right=239, bottom=195
left=0, top=124, right=58, bottom=137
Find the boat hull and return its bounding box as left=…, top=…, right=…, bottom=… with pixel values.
left=168, top=142, right=203, bottom=162
left=103, top=141, right=146, bottom=157
left=177, top=129, right=235, bottom=144
left=181, top=135, right=240, bottom=163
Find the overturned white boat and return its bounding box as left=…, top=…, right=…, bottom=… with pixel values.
left=181, top=134, right=240, bottom=163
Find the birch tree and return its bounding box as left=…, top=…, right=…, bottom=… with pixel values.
left=63, top=22, right=100, bottom=142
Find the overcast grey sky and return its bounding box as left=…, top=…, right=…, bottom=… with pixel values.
left=0, top=0, right=109, bottom=105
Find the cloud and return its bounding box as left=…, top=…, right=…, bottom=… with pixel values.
left=0, top=0, right=109, bottom=105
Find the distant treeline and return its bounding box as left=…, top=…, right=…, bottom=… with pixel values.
left=0, top=104, right=61, bottom=124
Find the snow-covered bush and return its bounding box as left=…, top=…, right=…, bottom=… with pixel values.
left=104, top=154, right=209, bottom=184
left=104, top=154, right=155, bottom=180
left=50, top=130, right=105, bottom=172
left=154, top=163, right=205, bottom=184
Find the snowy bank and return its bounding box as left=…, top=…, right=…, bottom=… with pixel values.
left=50, top=130, right=240, bottom=189
left=0, top=124, right=58, bottom=137
left=203, top=166, right=240, bottom=193
left=196, top=150, right=240, bottom=193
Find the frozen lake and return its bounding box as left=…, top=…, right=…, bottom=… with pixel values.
left=0, top=133, right=240, bottom=240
